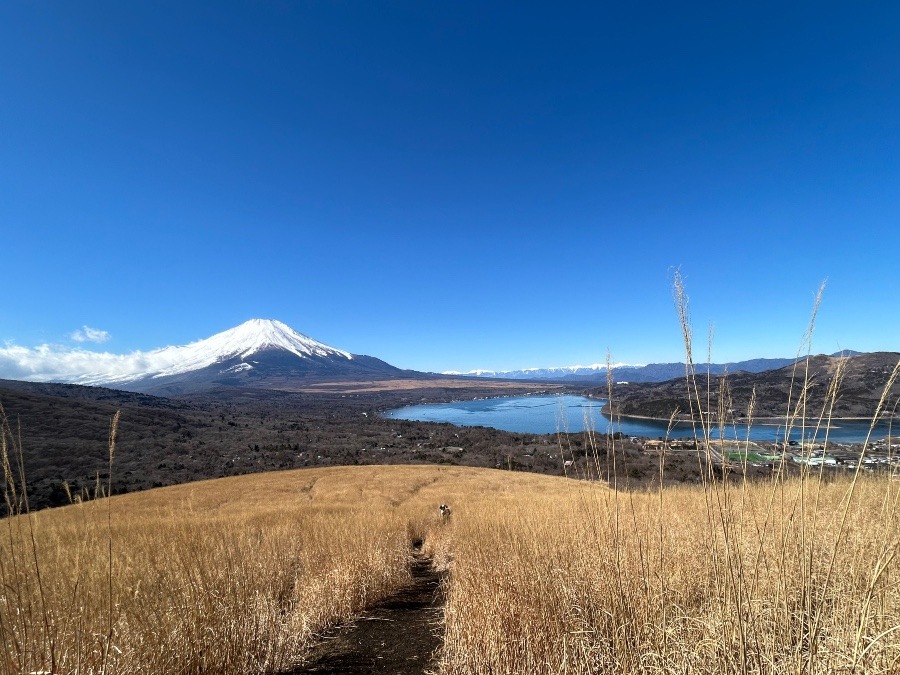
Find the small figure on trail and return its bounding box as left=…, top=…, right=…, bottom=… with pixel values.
left=439, top=503, right=451, bottom=522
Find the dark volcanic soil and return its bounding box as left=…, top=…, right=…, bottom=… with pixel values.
left=2, top=374, right=797, bottom=515
left=0, top=379, right=572, bottom=513
left=289, top=550, right=445, bottom=675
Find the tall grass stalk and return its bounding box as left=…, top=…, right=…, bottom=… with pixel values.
left=438, top=277, right=899, bottom=674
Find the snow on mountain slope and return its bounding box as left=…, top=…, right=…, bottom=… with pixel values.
left=70, top=319, right=352, bottom=386
left=149, top=319, right=352, bottom=375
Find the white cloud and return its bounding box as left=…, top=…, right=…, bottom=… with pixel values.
left=70, top=326, right=111, bottom=344
left=0, top=343, right=162, bottom=385
left=0, top=331, right=239, bottom=385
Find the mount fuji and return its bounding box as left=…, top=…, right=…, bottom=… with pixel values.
left=71, top=319, right=403, bottom=395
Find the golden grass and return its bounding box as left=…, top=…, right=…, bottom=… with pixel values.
left=3, top=452, right=899, bottom=674
left=0, top=462, right=573, bottom=674
left=439, top=474, right=900, bottom=674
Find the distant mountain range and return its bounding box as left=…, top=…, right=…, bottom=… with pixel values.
left=444, top=352, right=863, bottom=383
left=0, top=316, right=869, bottom=396
left=607, top=351, right=899, bottom=420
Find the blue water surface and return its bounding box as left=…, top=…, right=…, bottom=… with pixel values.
left=386, top=395, right=895, bottom=443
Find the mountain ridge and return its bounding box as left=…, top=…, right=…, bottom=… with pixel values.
left=444, top=351, right=863, bottom=383
left=605, top=351, right=899, bottom=420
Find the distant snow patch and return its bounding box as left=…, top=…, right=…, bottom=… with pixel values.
left=443, top=362, right=641, bottom=379
left=220, top=363, right=253, bottom=374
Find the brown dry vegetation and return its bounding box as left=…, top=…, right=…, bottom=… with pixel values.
left=0, top=461, right=582, bottom=674
left=290, top=378, right=562, bottom=394
left=1, top=466, right=402, bottom=673
left=3, top=455, right=899, bottom=674
left=438, top=473, right=900, bottom=674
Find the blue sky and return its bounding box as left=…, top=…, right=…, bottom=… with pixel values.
left=1, top=1, right=898, bottom=375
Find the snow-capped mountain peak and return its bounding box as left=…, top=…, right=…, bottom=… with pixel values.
left=48, top=319, right=355, bottom=387
left=145, top=319, right=352, bottom=379
left=0, top=319, right=402, bottom=392
left=196, top=319, right=352, bottom=362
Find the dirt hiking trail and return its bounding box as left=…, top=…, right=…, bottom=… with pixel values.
left=289, top=547, right=445, bottom=674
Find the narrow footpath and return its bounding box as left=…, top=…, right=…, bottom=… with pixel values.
left=289, top=549, right=445, bottom=675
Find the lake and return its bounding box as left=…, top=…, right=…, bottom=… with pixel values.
left=385, top=395, right=895, bottom=443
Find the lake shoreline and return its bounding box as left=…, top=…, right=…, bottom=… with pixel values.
left=601, top=404, right=897, bottom=426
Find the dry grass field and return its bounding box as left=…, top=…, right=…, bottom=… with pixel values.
left=3, top=453, right=899, bottom=674
left=439, top=472, right=900, bottom=674
left=0, top=457, right=584, bottom=674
